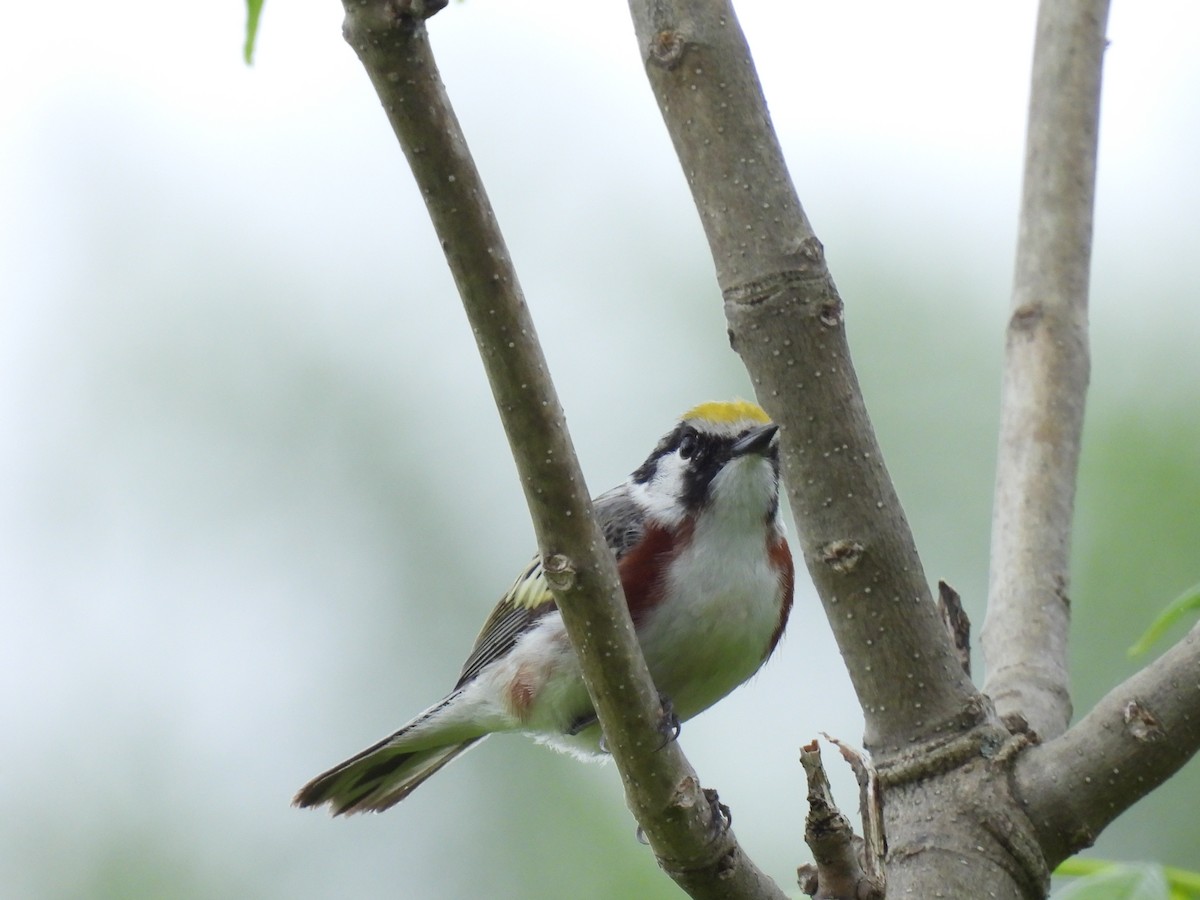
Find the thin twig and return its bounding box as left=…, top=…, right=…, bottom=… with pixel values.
left=824, top=736, right=886, bottom=893
left=338, top=4, right=784, bottom=897
left=982, top=0, right=1112, bottom=741
left=797, top=740, right=884, bottom=900
left=797, top=743, right=862, bottom=900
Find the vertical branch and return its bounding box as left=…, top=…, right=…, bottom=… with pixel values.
left=339, top=4, right=786, bottom=897
left=982, top=0, right=1111, bottom=740
left=627, top=0, right=978, bottom=753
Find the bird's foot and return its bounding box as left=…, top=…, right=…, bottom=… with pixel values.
left=566, top=712, right=597, bottom=737
left=655, top=692, right=681, bottom=750
left=566, top=693, right=678, bottom=751
left=633, top=788, right=730, bottom=846
left=703, top=787, right=732, bottom=839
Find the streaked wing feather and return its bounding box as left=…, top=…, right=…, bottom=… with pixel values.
left=455, top=581, right=554, bottom=689
left=454, top=484, right=647, bottom=689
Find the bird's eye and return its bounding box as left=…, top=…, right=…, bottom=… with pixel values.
left=678, top=431, right=699, bottom=460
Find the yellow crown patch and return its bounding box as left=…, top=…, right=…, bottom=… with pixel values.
left=682, top=400, right=771, bottom=426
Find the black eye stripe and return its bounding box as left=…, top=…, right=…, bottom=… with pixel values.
left=633, top=423, right=691, bottom=484
left=632, top=430, right=677, bottom=484
left=632, top=423, right=776, bottom=496
left=677, top=429, right=699, bottom=460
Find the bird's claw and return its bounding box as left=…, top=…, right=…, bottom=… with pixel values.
left=655, top=692, right=681, bottom=750
left=568, top=692, right=678, bottom=754
left=703, top=788, right=732, bottom=839
left=566, top=712, right=597, bottom=737
left=633, top=788, right=731, bottom=846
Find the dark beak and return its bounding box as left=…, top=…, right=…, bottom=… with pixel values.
left=731, top=423, right=779, bottom=457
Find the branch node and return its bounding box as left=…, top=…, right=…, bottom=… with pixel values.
left=722, top=266, right=831, bottom=308
left=649, top=29, right=689, bottom=68
left=1122, top=699, right=1165, bottom=742
left=1000, top=710, right=1040, bottom=744
left=875, top=720, right=1002, bottom=788
left=1008, top=301, right=1045, bottom=334
left=389, top=0, right=448, bottom=21
left=798, top=235, right=826, bottom=264
left=818, top=299, right=843, bottom=328
left=820, top=540, right=865, bottom=575
left=993, top=731, right=1037, bottom=765
left=796, top=864, right=818, bottom=896
left=541, top=553, right=577, bottom=591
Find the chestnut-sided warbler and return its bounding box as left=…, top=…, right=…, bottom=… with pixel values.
left=295, top=400, right=794, bottom=815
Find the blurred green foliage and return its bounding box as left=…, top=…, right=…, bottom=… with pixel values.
left=1053, top=858, right=1200, bottom=899
left=243, top=0, right=264, bottom=65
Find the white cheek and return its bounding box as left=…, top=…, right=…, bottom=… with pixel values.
left=629, top=452, right=688, bottom=526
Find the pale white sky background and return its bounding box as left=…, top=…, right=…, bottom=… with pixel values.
left=1, top=2, right=1198, bottom=898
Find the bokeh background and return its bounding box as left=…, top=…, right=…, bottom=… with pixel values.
left=2, top=1, right=1198, bottom=897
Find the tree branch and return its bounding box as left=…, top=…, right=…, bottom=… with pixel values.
left=796, top=741, right=884, bottom=900
left=1015, top=621, right=1200, bottom=866
left=982, top=0, right=1111, bottom=741
left=626, top=0, right=978, bottom=755
left=338, top=4, right=785, bottom=896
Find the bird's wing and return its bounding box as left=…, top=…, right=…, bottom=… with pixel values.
left=453, top=485, right=646, bottom=690
left=453, top=556, right=555, bottom=689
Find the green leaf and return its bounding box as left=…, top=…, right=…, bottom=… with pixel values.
left=1128, top=580, right=1200, bottom=657
left=1052, top=863, right=1169, bottom=900
left=243, top=0, right=265, bottom=65
left=1059, top=859, right=1122, bottom=878
left=1163, top=866, right=1200, bottom=896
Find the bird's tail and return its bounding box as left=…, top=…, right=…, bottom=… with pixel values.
left=294, top=732, right=485, bottom=815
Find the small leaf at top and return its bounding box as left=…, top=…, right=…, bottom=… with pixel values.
left=244, top=0, right=265, bottom=65
left=1128, top=580, right=1200, bottom=657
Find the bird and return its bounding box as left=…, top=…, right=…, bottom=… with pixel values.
left=294, top=399, right=794, bottom=815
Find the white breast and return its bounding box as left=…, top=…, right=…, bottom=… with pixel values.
left=637, top=510, right=784, bottom=722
